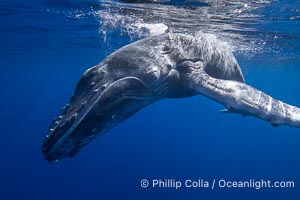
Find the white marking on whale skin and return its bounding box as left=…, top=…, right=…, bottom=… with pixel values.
left=255, top=91, right=262, bottom=106
left=266, top=96, right=272, bottom=113
left=278, top=101, right=285, bottom=118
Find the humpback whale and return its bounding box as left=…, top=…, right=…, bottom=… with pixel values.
left=42, top=33, right=300, bottom=162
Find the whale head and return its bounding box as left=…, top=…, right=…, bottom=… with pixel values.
left=42, top=66, right=111, bottom=163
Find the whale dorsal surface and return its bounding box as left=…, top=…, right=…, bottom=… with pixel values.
left=42, top=33, right=300, bottom=162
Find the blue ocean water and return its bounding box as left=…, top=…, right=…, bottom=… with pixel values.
left=1, top=0, right=300, bottom=199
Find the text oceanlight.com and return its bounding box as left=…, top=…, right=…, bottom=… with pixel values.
left=140, top=179, right=295, bottom=190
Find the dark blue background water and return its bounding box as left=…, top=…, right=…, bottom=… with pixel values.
left=1, top=0, right=300, bottom=199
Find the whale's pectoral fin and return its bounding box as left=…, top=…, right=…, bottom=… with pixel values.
left=182, top=62, right=300, bottom=128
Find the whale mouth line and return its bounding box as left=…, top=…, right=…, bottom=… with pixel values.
left=47, top=76, right=148, bottom=155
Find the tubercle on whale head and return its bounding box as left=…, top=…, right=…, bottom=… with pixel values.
left=42, top=66, right=109, bottom=163
left=42, top=110, right=80, bottom=163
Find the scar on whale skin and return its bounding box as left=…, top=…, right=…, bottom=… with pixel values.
left=42, top=33, right=300, bottom=163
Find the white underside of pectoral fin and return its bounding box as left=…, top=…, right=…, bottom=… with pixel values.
left=186, top=69, right=300, bottom=128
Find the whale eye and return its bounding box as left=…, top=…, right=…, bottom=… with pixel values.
left=147, top=66, right=161, bottom=81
